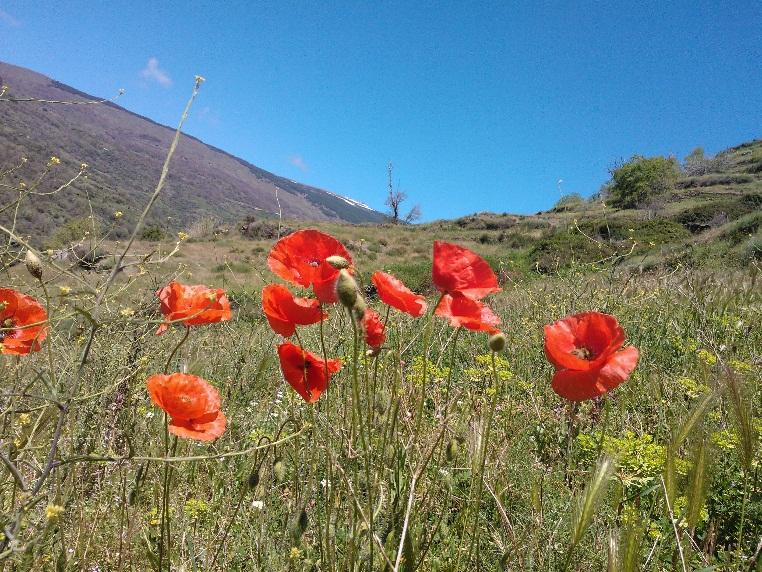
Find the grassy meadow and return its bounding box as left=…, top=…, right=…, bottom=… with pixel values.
left=0, top=91, right=760, bottom=572
left=0, top=217, right=760, bottom=571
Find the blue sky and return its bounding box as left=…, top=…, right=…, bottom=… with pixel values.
left=1, top=1, right=760, bottom=221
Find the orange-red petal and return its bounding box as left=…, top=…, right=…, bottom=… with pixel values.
left=432, top=241, right=500, bottom=300
left=169, top=410, right=227, bottom=442
left=551, top=346, right=639, bottom=401
left=262, top=284, right=326, bottom=337
left=361, top=308, right=386, bottom=349
left=277, top=341, right=341, bottom=403
left=544, top=312, right=626, bottom=371
left=371, top=271, right=427, bottom=317
left=267, top=230, right=352, bottom=303
left=0, top=288, right=48, bottom=355
left=434, top=293, right=501, bottom=333
left=155, top=281, right=231, bottom=335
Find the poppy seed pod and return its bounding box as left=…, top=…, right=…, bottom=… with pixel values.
left=336, top=269, right=358, bottom=308
left=489, top=332, right=506, bottom=353
left=24, top=250, right=43, bottom=281
left=325, top=255, right=350, bottom=269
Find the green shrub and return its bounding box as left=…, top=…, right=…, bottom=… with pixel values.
left=529, top=230, right=613, bottom=273
left=720, top=211, right=762, bottom=245
left=673, top=195, right=762, bottom=231
left=553, top=193, right=584, bottom=212
left=47, top=216, right=102, bottom=248
left=141, top=226, right=166, bottom=241
left=607, top=155, right=680, bottom=208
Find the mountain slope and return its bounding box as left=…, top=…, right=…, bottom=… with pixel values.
left=0, top=61, right=385, bottom=243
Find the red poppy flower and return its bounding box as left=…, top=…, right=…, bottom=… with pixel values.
left=371, top=271, right=427, bottom=317
left=432, top=241, right=500, bottom=300
left=155, top=281, right=232, bottom=335
left=277, top=341, right=342, bottom=403
left=361, top=308, right=386, bottom=349
left=267, top=229, right=353, bottom=304
left=0, top=288, right=48, bottom=355
left=434, top=293, right=501, bottom=333
left=262, top=284, right=326, bottom=337
left=146, top=373, right=227, bottom=441
left=544, top=311, right=639, bottom=401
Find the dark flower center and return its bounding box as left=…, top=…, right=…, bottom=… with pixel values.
left=571, top=346, right=593, bottom=360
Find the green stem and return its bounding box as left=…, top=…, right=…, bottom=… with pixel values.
left=464, top=350, right=502, bottom=566
left=164, top=326, right=190, bottom=374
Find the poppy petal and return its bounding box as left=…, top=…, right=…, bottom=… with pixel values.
left=432, top=241, right=500, bottom=300
left=0, top=288, right=48, bottom=355
left=551, top=346, right=639, bottom=401
left=262, top=284, right=326, bottom=337
left=371, top=271, right=427, bottom=317
left=155, top=281, right=231, bottom=334
left=544, top=312, right=626, bottom=371
left=361, top=308, right=386, bottom=348
left=267, top=230, right=352, bottom=303
left=277, top=341, right=342, bottom=403
left=169, top=410, right=227, bottom=442
left=435, top=293, right=501, bottom=333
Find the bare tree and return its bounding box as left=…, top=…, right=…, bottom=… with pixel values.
left=385, top=162, right=421, bottom=224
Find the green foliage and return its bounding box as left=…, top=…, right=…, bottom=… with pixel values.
left=47, top=216, right=101, bottom=248
left=530, top=230, right=613, bottom=273
left=607, top=155, right=680, bottom=208
left=141, top=225, right=166, bottom=241
left=553, top=193, right=585, bottom=212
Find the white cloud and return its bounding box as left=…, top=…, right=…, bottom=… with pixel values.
left=289, top=155, right=309, bottom=172
left=0, top=8, right=20, bottom=27
left=140, top=57, right=172, bottom=88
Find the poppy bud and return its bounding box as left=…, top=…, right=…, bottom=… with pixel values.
left=24, top=250, right=43, bottom=281
left=336, top=269, right=358, bottom=308
left=445, top=438, right=460, bottom=461
left=248, top=467, right=261, bottom=489
left=489, top=332, right=506, bottom=353
left=273, top=458, right=286, bottom=483
left=325, top=255, right=350, bottom=269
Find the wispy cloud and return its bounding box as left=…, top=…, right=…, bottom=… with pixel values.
left=0, top=8, right=20, bottom=27
left=197, top=106, right=221, bottom=128
left=140, top=57, right=172, bottom=88
left=289, top=155, right=309, bottom=173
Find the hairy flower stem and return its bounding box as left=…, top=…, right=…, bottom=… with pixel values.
left=414, top=293, right=444, bottom=437
left=464, top=351, right=502, bottom=566
left=164, top=326, right=190, bottom=374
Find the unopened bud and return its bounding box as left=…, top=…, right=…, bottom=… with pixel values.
left=488, top=332, right=506, bottom=353
left=24, top=250, right=43, bottom=281
left=273, top=458, right=286, bottom=483
left=445, top=438, right=460, bottom=462
left=325, top=255, right=349, bottom=269
left=336, top=269, right=358, bottom=308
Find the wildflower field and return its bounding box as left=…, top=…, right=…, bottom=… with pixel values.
left=0, top=85, right=760, bottom=572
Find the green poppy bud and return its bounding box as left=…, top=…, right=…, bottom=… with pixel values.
left=446, top=438, right=460, bottom=462
left=325, top=255, right=350, bottom=269
left=24, top=250, right=43, bottom=281
left=336, top=269, right=358, bottom=308
left=273, top=458, right=286, bottom=483
left=489, top=332, right=506, bottom=353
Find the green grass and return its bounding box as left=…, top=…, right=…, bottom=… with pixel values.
left=1, top=248, right=759, bottom=570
